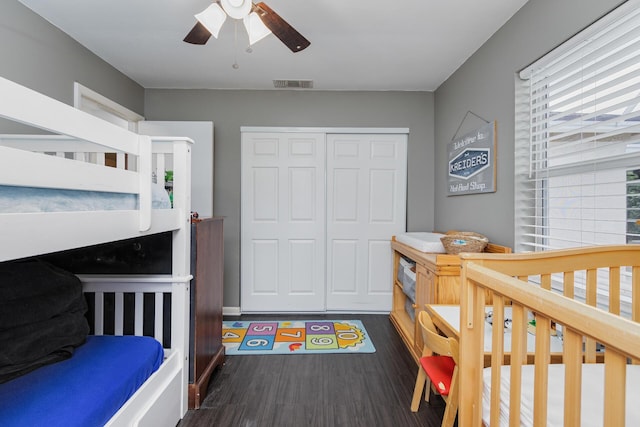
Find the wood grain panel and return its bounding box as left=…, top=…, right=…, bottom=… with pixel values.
left=188, top=217, right=225, bottom=409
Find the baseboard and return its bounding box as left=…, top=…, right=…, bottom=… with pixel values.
left=223, top=306, right=241, bottom=316
left=222, top=307, right=390, bottom=316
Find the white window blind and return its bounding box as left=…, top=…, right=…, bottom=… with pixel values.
left=515, top=0, right=640, bottom=316
left=516, top=0, right=640, bottom=252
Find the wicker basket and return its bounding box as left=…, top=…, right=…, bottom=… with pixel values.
left=440, top=231, right=488, bottom=255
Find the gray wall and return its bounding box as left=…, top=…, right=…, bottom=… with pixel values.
left=0, top=1, right=144, bottom=114
left=433, top=0, right=627, bottom=248
left=144, top=89, right=435, bottom=308
left=6, top=0, right=625, bottom=310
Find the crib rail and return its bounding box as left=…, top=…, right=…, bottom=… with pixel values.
left=458, top=245, right=640, bottom=427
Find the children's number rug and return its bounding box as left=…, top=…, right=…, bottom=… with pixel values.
left=222, top=320, right=376, bottom=355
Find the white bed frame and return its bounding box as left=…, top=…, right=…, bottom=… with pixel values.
left=0, top=76, right=193, bottom=426
left=457, top=245, right=640, bottom=427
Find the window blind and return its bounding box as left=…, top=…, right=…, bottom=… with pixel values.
left=515, top=0, right=640, bottom=316
left=516, top=0, right=640, bottom=253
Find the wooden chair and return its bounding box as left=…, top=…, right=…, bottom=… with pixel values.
left=410, top=310, right=460, bottom=427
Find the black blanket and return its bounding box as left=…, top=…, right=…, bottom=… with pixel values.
left=0, top=260, right=89, bottom=383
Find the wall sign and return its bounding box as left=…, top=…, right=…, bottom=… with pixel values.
left=447, top=121, right=496, bottom=196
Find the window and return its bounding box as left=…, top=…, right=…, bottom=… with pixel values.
left=516, top=0, right=640, bottom=252
left=515, top=0, right=640, bottom=316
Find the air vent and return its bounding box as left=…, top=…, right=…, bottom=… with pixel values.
left=273, top=79, right=314, bottom=89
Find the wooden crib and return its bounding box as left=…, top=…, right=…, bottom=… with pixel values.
left=458, top=245, right=640, bottom=427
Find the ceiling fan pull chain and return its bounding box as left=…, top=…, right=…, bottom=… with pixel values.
left=232, top=20, right=240, bottom=69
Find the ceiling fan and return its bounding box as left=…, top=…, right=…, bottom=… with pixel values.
left=184, top=0, right=310, bottom=53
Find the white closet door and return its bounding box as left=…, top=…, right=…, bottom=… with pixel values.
left=241, top=132, right=326, bottom=312
left=326, top=134, right=407, bottom=311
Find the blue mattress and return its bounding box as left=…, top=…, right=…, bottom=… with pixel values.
left=0, top=335, right=164, bottom=427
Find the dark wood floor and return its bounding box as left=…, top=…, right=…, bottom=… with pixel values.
left=178, top=314, right=449, bottom=427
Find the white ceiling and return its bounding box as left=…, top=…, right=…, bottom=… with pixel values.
left=19, top=0, right=528, bottom=91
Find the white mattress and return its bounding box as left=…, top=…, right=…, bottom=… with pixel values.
left=395, top=232, right=446, bottom=253
left=483, top=364, right=640, bottom=426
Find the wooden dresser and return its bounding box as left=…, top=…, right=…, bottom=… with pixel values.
left=389, top=236, right=511, bottom=362
left=188, top=217, right=225, bottom=409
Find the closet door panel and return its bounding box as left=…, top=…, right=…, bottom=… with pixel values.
left=242, top=132, right=326, bottom=312
left=253, top=168, right=278, bottom=220
left=250, top=240, right=279, bottom=294
left=289, top=240, right=316, bottom=293
left=329, top=240, right=359, bottom=293
left=368, top=240, right=393, bottom=293
left=289, top=168, right=316, bottom=221
left=326, top=134, right=407, bottom=312
left=331, top=169, right=359, bottom=220
left=369, top=169, right=396, bottom=221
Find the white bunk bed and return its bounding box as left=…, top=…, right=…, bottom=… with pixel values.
left=0, top=76, right=192, bottom=427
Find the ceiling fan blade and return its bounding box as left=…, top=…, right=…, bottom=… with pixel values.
left=184, top=21, right=212, bottom=45
left=254, top=2, right=310, bottom=53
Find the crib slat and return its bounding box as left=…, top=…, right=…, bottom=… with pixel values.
left=489, top=298, right=505, bottom=427
left=533, top=316, right=550, bottom=427
left=460, top=279, right=486, bottom=427
left=473, top=288, right=487, bottom=427
left=540, top=273, right=551, bottom=290
left=634, top=266, right=640, bottom=365
left=563, top=328, right=582, bottom=427
left=511, top=306, right=527, bottom=365
left=563, top=270, right=574, bottom=298
left=491, top=297, right=505, bottom=367
left=609, top=267, right=620, bottom=315
left=585, top=268, right=598, bottom=363
left=509, top=304, right=526, bottom=427
left=586, top=268, right=597, bottom=307
left=604, top=351, right=627, bottom=427
left=633, top=266, right=640, bottom=324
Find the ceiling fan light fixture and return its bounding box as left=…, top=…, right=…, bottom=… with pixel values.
left=243, top=12, right=272, bottom=45
left=220, top=0, right=252, bottom=20
left=184, top=1, right=309, bottom=53
left=195, top=3, right=227, bottom=38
